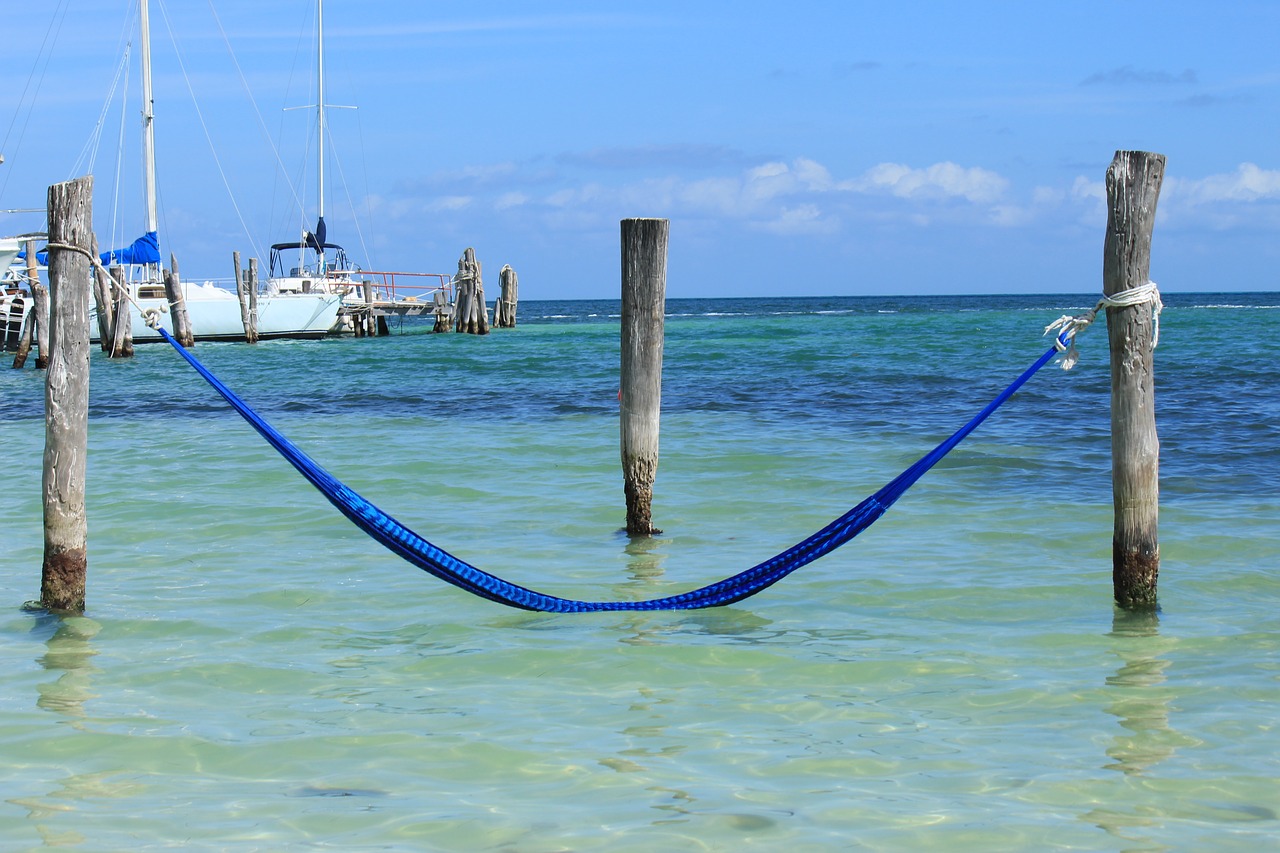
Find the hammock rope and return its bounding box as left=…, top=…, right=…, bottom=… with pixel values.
left=151, top=323, right=1072, bottom=612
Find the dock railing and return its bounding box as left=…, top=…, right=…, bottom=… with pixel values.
left=342, top=270, right=453, bottom=307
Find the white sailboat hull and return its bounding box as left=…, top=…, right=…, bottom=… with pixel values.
left=101, top=281, right=342, bottom=343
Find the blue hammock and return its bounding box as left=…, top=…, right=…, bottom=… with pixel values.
left=154, top=326, right=1065, bottom=611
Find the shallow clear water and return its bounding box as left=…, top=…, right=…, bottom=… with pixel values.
left=1, top=294, right=1277, bottom=850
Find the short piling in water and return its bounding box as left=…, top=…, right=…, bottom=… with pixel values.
left=233, top=251, right=259, bottom=344
left=431, top=290, right=452, bottom=334
left=1103, top=150, right=1164, bottom=609
left=494, top=264, right=518, bottom=328
left=12, top=239, right=46, bottom=369
left=42, top=176, right=93, bottom=614
left=108, top=266, right=133, bottom=358
left=90, top=238, right=115, bottom=352
left=164, top=252, right=194, bottom=347
left=11, top=304, right=34, bottom=368
left=363, top=282, right=377, bottom=337
left=33, top=267, right=51, bottom=371
left=619, top=218, right=668, bottom=536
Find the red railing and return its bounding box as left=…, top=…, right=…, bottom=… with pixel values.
left=330, top=270, right=453, bottom=305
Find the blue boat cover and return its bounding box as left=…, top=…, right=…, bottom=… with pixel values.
left=20, top=230, right=163, bottom=267
left=99, top=231, right=161, bottom=266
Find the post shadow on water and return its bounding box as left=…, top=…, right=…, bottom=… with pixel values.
left=1084, top=608, right=1185, bottom=848
left=25, top=608, right=101, bottom=720
left=616, top=533, right=777, bottom=644
left=12, top=610, right=104, bottom=847
left=1103, top=608, right=1175, bottom=777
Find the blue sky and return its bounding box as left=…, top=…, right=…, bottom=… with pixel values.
left=3, top=1, right=1278, bottom=299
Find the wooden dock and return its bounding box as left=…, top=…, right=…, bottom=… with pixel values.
left=334, top=270, right=454, bottom=336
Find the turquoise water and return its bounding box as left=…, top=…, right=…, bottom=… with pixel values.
left=1, top=294, right=1277, bottom=851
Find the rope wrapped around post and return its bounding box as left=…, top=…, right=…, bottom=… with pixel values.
left=1043, top=281, right=1162, bottom=370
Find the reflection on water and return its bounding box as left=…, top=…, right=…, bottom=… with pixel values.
left=14, top=614, right=104, bottom=847
left=1084, top=609, right=1186, bottom=851
left=34, top=615, right=101, bottom=720
left=623, top=533, right=667, bottom=586
left=1103, top=609, right=1176, bottom=777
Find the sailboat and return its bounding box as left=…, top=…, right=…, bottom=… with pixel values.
left=102, top=0, right=344, bottom=342
left=266, top=0, right=452, bottom=330
left=0, top=0, right=343, bottom=344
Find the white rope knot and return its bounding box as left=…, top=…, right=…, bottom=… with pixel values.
left=142, top=308, right=164, bottom=330
left=1043, top=281, right=1162, bottom=370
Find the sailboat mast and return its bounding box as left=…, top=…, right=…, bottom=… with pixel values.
left=140, top=0, right=158, bottom=238
left=315, top=0, right=326, bottom=269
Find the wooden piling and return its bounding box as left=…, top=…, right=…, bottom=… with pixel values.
left=247, top=258, right=259, bottom=343
left=453, top=248, right=490, bottom=335
left=620, top=218, right=668, bottom=536
left=165, top=252, right=194, bottom=347
left=42, top=176, right=93, bottom=614
left=12, top=240, right=45, bottom=368
left=1103, top=150, right=1165, bottom=609
left=90, top=237, right=115, bottom=352
left=494, top=264, right=518, bottom=328
left=232, top=251, right=254, bottom=340
left=33, top=270, right=50, bottom=371
left=11, top=306, right=35, bottom=368
left=108, top=266, right=133, bottom=358
left=363, top=282, right=376, bottom=336
left=431, top=290, right=451, bottom=334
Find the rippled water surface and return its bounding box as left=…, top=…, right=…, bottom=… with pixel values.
left=1, top=293, right=1277, bottom=850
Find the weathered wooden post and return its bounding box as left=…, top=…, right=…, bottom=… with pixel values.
left=1104, top=150, right=1164, bottom=609
left=620, top=218, right=668, bottom=536
left=11, top=303, right=35, bottom=368
left=90, top=238, right=115, bottom=352
left=33, top=267, right=51, bottom=370
left=431, top=289, right=451, bottom=334
left=164, top=252, right=194, bottom=346
left=42, top=176, right=93, bottom=613
left=494, top=264, right=518, bottom=328
left=247, top=258, right=259, bottom=342
left=363, top=282, right=376, bottom=337
left=12, top=239, right=45, bottom=369
left=453, top=248, right=490, bottom=335
left=232, top=249, right=254, bottom=343
left=108, top=266, right=133, bottom=358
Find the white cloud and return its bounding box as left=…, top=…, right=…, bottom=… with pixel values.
left=1070, top=176, right=1104, bottom=201
left=398, top=154, right=1278, bottom=244
left=495, top=192, right=529, bottom=210
left=428, top=195, right=473, bottom=212
left=849, top=162, right=1009, bottom=204
left=756, top=204, right=838, bottom=236
left=1167, top=163, right=1280, bottom=204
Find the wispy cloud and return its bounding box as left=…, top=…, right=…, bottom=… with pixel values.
left=1080, top=66, right=1197, bottom=87
left=845, top=162, right=1008, bottom=204
left=1166, top=163, right=1280, bottom=204
left=558, top=144, right=750, bottom=171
